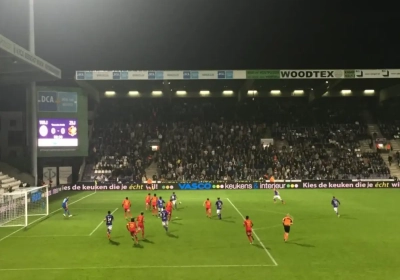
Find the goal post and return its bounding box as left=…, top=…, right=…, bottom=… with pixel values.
left=0, top=185, right=49, bottom=227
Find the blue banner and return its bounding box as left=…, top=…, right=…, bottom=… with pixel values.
left=37, top=91, right=77, bottom=113
left=121, top=71, right=128, bottom=79
left=148, top=71, right=164, bottom=79
left=84, top=71, right=93, bottom=80
left=148, top=71, right=155, bottom=79
left=155, top=71, right=164, bottom=79
left=113, top=71, right=121, bottom=80
left=76, top=71, right=85, bottom=80
left=178, top=182, right=214, bottom=190
left=218, top=71, right=225, bottom=79
left=57, top=92, right=78, bottom=112
left=218, top=70, right=233, bottom=79
left=191, top=71, right=199, bottom=79
left=38, top=92, right=58, bottom=112
left=183, top=71, right=190, bottom=79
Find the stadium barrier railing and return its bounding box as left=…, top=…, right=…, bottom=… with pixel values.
left=61, top=179, right=400, bottom=191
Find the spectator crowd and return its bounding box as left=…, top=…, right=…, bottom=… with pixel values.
left=84, top=97, right=395, bottom=182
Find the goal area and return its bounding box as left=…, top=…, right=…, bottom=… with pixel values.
left=0, top=186, right=49, bottom=227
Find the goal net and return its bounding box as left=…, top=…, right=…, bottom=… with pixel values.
left=0, top=186, right=49, bottom=227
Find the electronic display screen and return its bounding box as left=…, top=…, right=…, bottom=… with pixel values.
left=38, top=119, right=78, bottom=147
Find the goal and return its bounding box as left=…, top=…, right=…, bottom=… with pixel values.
left=0, top=185, right=49, bottom=227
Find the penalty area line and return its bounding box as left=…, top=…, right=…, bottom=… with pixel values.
left=89, top=208, right=118, bottom=236
left=0, top=192, right=97, bottom=243
left=226, top=198, right=278, bottom=266
left=0, top=264, right=276, bottom=271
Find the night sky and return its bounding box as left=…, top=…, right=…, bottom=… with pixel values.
left=0, top=0, right=398, bottom=78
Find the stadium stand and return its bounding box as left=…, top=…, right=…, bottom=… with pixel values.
left=377, top=103, right=400, bottom=140
left=374, top=100, right=400, bottom=177
left=0, top=172, right=22, bottom=194
left=82, top=97, right=396, bottom=181
left=84, top=99, right=158, bottom=183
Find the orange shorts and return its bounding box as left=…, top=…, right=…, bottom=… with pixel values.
left=246, top=230, right=252, bottom=236
left=138, top=224, right=144, bottom=230
left=130, top=231, right=137, bottom=236
left=152, top=204, right=157, bottom=209
left=124, top=208, right=130, bottom=213
left=146, top=201, right=150, bottom=205
left=206, top=208, right=211, bottom=212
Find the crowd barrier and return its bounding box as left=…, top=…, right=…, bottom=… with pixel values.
left=61, top=179, right=400, bottom=191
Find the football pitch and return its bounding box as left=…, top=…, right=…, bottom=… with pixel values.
left=0, top=189, right=399, bottom=280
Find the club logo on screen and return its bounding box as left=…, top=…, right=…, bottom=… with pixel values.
left=68, top=126, right=77, bottom=137
left=39, top=125, right=49, bottom=137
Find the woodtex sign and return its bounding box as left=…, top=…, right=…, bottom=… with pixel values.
left=75, top=69, right=400, bottom=80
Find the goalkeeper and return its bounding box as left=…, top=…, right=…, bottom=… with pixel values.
left=62, top=197, right=72, bottom=217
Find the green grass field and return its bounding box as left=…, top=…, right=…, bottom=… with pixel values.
left=0, top=189, right=399, bottom=280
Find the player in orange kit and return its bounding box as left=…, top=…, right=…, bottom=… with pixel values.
left=165, top=199, right=173, bottom=221
left=126, top=218, right=139, bottom=244
left=122, top=197, right=132, bottom=220
left=137, top=212, right=145, bottom=239
left=151, top=194, right=158, bottom=216
left=243, top=216, right=254, bottom=244
left=282, top=214, right=293, bottom=242
left=203, top=198, right=211, bottom=218
left=145, top=193, right=151, bottom=211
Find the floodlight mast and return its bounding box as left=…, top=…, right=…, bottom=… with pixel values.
left=29, top=0, right=35, bottom=53
left=29, top=0, right=38, bottom=186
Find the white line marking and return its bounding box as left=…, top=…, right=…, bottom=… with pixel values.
left=0, top=264, right=276, bottom=271
left=0, top=192, right=97, bottom=243
left=10, top=235, right=88, bottom=238
left=89, top=208, right=118, bottom=236
left=226, top=198, right=278, bottom=266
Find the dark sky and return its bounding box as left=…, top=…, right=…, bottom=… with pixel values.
left=0, top=0, right=397, bottom=78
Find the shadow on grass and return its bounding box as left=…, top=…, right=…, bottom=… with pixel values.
left=289, top=242, right=315, bottom=248
left=133, top=243, right=144, bottom=249
left=219, top=217, right=235, bottom=223
left=286, top=238, right=315, bottom=248
left=23, top=216, right=51, bottom=231
left=167, top=232, right=179, bottom=239
left=142, top=238, right=154, bottom=244
left=109, top=240, right=120, bottom=246
left=253, top=244, right=272, bottom=250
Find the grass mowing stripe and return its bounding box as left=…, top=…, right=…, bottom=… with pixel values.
left=10, top=235, right=89, bottom=238
left=0, top=192, right=97, bottom=243
left=252, top=224, right=282, bottom=231
left=0, top=264, right=276, bottom=271
left=226, top=197, right=278, bottom=266
left=89, top=208, right=118, bottom=236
